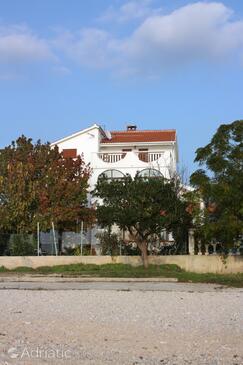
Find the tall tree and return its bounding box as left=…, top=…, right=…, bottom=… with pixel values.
left=94, top=174, right=191, bottom=268
left=0, top=136, right=93, bottom=235
left=190, top=120, right=243, bottom=247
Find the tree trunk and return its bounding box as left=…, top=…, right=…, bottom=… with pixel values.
left=140, top=242, right=149, bottom=269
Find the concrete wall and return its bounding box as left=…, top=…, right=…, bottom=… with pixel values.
left=0, top=255, right=242, bottom=274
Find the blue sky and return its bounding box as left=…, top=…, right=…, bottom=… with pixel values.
left=1, top=0, right=243, bottom=174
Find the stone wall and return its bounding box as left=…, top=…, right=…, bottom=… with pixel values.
left=0, top=255, right=242, bottom=274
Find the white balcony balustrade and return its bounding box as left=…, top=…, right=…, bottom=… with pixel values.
left=97, top=151, right=164, bottom=163
left=98, top=153, right=125, bottom=163
left=136, top=152, right=163, bottom=162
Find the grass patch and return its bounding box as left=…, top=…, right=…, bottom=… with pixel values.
left=0, top=263, right=242, bottom=287
left=25, top=263, right=184, bottom=278
left=176, top=271, right=243, bottom=288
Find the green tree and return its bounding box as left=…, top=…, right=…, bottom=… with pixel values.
left=0, top=136, right=93, bottom=238
left=190, top=120, right=243, bottom=247
left=94, top=174, right=191, bottom=268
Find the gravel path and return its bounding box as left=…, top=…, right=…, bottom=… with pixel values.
left=0, top=286, right=242, bottom=365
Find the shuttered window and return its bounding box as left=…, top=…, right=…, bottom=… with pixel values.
left=62, top=149, right=77, bottom=158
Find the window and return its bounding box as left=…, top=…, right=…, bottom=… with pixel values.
left=98, top=169, right=125, bottom=182
left=137, top=168, right=162, bottom=178
left=138, top=148, right=148, bottom=162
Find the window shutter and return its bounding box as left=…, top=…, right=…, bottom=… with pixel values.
left=62, top=149, right=77, bottom=158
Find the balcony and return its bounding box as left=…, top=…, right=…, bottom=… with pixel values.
left=98, top=153, right=125, bottom=163
left=98, top=151, right=164, bottom=163
left=137, top=152, right=163, bottom=162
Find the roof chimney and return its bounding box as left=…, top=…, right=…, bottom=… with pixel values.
left=127, top=124, right=137, bottom=131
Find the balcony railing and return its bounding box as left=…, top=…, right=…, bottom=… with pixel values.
left=136, top=152, right=163, bottom=162
left=98, top=153, right=125, bottom=163
left=98, top=151, right=164, bottom=163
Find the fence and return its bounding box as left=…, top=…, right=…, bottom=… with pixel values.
left=0, top=229, right=242, bottom=257
left=188, top=229, right=243, bottom=256
left=0, top=231, right=95, bottom=256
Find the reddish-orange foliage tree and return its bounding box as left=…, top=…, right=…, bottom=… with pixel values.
left=0, top=136, right=93, bottom=235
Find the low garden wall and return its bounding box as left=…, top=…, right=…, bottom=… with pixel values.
left=0, top=255, right=243, bottom=274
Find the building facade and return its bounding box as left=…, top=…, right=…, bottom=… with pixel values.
left=51, top=123, right=178, bottom=251
left=51, top=123, right=178, bottom=191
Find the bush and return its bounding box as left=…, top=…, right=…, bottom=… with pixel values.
left=63, top=245, right=92, bottom=256
left=97, top=230, right=140, bottom=256
left=97, top=231, right=121, bottom=256
left=9, top=234, right=36, bottom=256
left=122, top=243, right=140, bottom=256
left=0, top=233, right=10, bottom=255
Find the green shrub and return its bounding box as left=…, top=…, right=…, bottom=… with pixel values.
left=97, top=230, right=140, bottom=256
left=97, top=231, right=122, bottom=256
left=64, top=245, right=92, bottom=256
left=0, top=233, right=10, bottom=255
left=9, top=234, right=36, bottom=256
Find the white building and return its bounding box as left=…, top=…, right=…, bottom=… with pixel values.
left=51, top=123, right=178, bottom=251
left=51, top=123, right=178, bottom=190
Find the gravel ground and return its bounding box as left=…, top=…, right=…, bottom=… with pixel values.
left=0, top=286, right=242, bottom=365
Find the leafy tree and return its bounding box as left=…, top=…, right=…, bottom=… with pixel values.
left=94, top=174, right=191, bottom=268
left=0, top=136, right=93, bottom=240
left=190, top=120, right=243, bottom=247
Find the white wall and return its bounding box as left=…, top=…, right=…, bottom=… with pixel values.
left=53, top=125, right=100, bottom=165
left=90, top=151, right=174, bottom=189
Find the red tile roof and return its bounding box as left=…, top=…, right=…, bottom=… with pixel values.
left=101, top=130, right=176, bottom=144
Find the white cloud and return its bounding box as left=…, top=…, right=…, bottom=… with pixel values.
left=53, top=28, right=118, bottom=69
left=0, top=25, right=55, bottom=64
left=99, top=0, right=157, bottom=23
left=1, top=2, right=243, bottom=79
left=120, top=2, right=243, bottom=72
left=57, top=2, right=243, bottom=77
